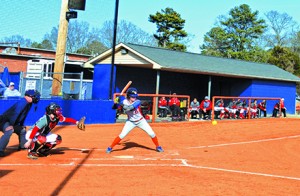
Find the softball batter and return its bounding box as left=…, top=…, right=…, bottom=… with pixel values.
left=106, top=87, right=163, bottom=153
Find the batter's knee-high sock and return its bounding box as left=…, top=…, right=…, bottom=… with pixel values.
left=110, top=136, right=121, bottom=148
left=151, top=136, right=159, bottom=147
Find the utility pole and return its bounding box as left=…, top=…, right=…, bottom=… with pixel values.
left=52, top=0, right=69, bottom=96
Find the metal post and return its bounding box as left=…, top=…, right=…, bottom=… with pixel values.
left=109, top=0, right=119, bottom=99
left=208, top=75, right=211, bottom=98
left=79, top=72, right=83, bottom=99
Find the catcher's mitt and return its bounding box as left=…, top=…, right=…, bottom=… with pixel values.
left=77, top=116, right=86, bottom=131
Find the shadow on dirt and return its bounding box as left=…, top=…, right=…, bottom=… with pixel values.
left=113, top=141, right=156, bottom=152
left=51, top=148, right=94, bottom=196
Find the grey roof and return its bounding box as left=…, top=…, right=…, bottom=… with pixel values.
left=125, top=43, right=300, bottom=83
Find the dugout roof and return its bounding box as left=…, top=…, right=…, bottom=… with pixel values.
left=84, top=43, right=300, bottom=83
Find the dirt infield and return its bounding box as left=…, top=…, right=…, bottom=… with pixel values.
left=1, top=118, right=300, bottom=195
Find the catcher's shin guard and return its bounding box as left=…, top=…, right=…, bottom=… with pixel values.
left=38, top=143, right=56, bottom=157
left=29, top=135, right=46, bottom=154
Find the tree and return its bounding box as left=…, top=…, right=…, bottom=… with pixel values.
left=44, top=21, right=95, bottom=53
left=263, top=11, right=299, bottom=48
left=96, top=20, right=157, bottom=48
left=76, top=40, right=107, bottom=56
left=201, top=4, right=267, bottom=61
left=66, top=21, right=92, bottom=53
left=31, top=39, right=54, bottom=50
left=1, top=35, right=32, bottom=47
left=268, top=46, right=300, bottom=74
left=291, top=31, right=300, bottom=55
left=149, top=7, right=188, bottom=51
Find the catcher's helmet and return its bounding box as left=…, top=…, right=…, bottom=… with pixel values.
left=25, top=89, right=41, bottom=104
left=46, top=103, right=62, bottom=118
left=126, top=87, right=138, bottom=98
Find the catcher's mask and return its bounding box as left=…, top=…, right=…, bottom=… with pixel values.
left=46, top=103, right=62, bottom=118
left=126, top=87, right=138, bottom=98
left=25, top=89, right=41, bottom=104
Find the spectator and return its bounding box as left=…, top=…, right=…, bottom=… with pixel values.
left=199, top=96, right=212, bottom=120
left=4, top=82, right=21, bottom=97
left=168, top=93, right=181, bottom=119
left=189, top=98, right=200, bottom=119
left=257, top=100, right=267, bottom=117
left=158, top=96, right=168, bottom=117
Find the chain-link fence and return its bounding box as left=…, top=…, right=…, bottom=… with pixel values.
left=20, top=72, right=93, bottom=100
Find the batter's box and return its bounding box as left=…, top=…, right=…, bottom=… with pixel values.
left=69, top=156, right=187, bottom=167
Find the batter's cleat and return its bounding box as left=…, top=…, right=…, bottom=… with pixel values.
left=27, top=152, right=39, bottom=160
left=156, top=146, right=164, bottom=152
left=106, top=147, right=112, bottom=154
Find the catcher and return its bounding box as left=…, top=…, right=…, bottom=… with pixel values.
left=24, top=103, right=85, bottom=160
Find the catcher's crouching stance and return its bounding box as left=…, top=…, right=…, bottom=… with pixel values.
left=24, top=103, right=85, bottom=160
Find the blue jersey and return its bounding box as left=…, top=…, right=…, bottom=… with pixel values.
left=2, top=98, right=32, bottom=126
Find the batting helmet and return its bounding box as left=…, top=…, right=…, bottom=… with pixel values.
left=46, top=103, right=62, bottom=118
left=25, top=89, right=41, bottom=104
left=126, top=87, right=138, bottom=98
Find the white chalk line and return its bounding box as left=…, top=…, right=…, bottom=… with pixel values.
left=187, top=134, right=300, bottom=149
left=4, top=136, right=300, bottom=181
left=181, top=160, right=300, bottom=181
left=1, top=159, right=300, bottom=181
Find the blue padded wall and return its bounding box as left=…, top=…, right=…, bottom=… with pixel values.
left=238, top=79, right=296, bottom=115
left=0, top=98, right=115, bottom=125
left=92, top=64, right=115, bottom=100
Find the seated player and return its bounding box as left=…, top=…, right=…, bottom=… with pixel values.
left=199, top=96, right=212, bottom=120
left=257, top=100, right=267, bottom=118
left=168, top=93, right=181, bottom=120
left=214, top=98, right=225, bottom=119
left=249, top=99, right=258, bottom=118
left=189, top=98, right=200, bottom=119
left=158, top=96, right=168, bottom=117
left=24, top=103, right=85, bottom=160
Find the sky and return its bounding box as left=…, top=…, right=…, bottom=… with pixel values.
left=0, top=0, right=299, bottom=53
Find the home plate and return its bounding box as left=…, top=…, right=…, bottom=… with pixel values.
left=113, top=155, right=134, bottom=159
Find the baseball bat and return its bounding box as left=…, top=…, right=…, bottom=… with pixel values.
left=112, top=81, right=132, bottom=108
left=120, top=81, right=132, bottom=95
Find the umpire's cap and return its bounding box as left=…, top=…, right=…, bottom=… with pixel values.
left=25, top=89, right=40, bottom=104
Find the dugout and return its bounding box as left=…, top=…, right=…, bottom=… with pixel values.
left=85, top=43, right=300, bottom=117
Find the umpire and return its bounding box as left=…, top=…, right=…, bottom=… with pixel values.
left=0, top=89, right=40, bottom=157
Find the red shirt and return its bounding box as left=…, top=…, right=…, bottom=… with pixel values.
left=158, top=98, right=167, bottom=107
left=200, top=100, right=212, bottom=110
left=258, top=102, right=266, bottom=111
left=169, top=97, right=180, bottom=107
